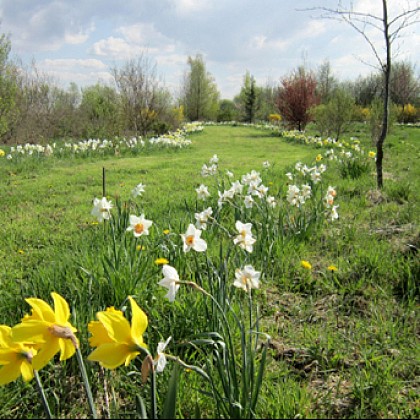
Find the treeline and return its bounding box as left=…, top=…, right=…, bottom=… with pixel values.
left=0, top=33, right=419, bottom=145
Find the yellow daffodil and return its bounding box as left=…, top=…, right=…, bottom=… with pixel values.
left=11, top=292, right=79, bottom=371
left=0, top=325, right=36, bottom=385
left=301, top=260, right=312, bottom=270
left=88, top=296, right=148, bottom=369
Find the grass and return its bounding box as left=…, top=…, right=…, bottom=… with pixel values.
left=0, top=123, right=418, bottom=419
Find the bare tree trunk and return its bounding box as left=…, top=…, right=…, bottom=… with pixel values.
left=376, top=0, right=391, bottom=189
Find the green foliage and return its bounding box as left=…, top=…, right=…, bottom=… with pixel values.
left=312, top=87, right=355, bottom=140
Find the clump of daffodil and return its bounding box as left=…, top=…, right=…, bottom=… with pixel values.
left=88, top=296, right=148, bottom=369
left=0, top=325, right=36, bottom=385
left=11, top=292, right=79, bottom=371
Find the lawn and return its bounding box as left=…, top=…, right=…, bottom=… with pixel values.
left=0, top=123, right=418, bottom=419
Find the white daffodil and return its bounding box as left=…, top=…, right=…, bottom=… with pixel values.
left=234, top=265, right=261, bottom=292
left=196, top=184, right=210, bottom=200
left=181, top=224, right=207, bottom=253
left=91, top=197, right=113, bottom=222
left=233, top=221, right=256, bottom=253
left=131, top=183, right=146, bottom=198
left=126, top=214, right=153, bottom=237
left=244, top=195, right=255, bottom=209
left=154, top=337, right=172, bottom=373
left=159, top=265, right=180, bottom=302
left=195, top=207, right=213, bottom=230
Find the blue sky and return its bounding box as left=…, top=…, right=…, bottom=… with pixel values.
left=1, top=0, right=419, bottom=99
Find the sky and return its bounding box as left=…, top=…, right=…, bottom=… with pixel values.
left=0, top=0, right=419, bottom=100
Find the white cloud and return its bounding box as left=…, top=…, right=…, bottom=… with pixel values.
left=90, top=36, right=143, bottom=58
left=171, top=0, right=214, bottom=15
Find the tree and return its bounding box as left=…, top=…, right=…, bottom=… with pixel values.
left=80, top=83, right=120, bottom=138
left=181, top=54, right=219, bottom=121
left=112, top=54, right=168, bottom=136
left=316, top=60, right=339, bottom=104
left=390, top=61, right=420, bottom=108
left=0, top=33, right=18, bottom=141
left=312, top=87, right=355, bottom=140
left=303, top=1, right=420, bottom=188
left=276, top=66, right=319, bottom=131
left=217, top=99, right=237, bottom=122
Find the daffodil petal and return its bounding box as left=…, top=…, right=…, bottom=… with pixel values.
left=128, top=297, right=148, bottom=344
left=25, top=298, right=56, bottom=323
left=32, top=339, right=60, bottom=371
left=0, top=326, right=12, bottom=347
left=0, top=350, right=18, bottom=365
left=11, top=320, right=50, bottom=344
left=20, top=360, right=34, bottom=382
left=88, top=343, right=134, bottom=369
left=58, top=337, right=76, bottom=361
left=51, top=292, right=70, bottom=325
left=88, top=321, right=113, bottom=347
left=96, top=312, right=131, bottom=344
left=0, top=363, right=22, bottom=385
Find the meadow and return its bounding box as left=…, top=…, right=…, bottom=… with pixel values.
left=0, top=122, right=418, bottom=419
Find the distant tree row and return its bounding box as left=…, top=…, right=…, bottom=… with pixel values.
left=0, top=32, right=418, bottom=145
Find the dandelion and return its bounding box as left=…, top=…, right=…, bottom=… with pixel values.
left=91, top=197, right=113, bottom=223
left=163, top=229, right=170, bottom=235
left=0, top=149, right=5, bottom=158
left=154, top=258, right=169, bottom=265
left=126, top=214, right=153, bottom=237
left=301, top=260, right=312, bottom=270
left=88, top=296, right=148, bottom=369
left=368, top=151, right=376, bottom=159
left=0, top=325, right=36, bottom=385
left=158, top=265, right=181, bottom=302
left=11, top=292, right=79, bottom=371
left=131, top=183, right=146, bottom=198
left=181, top=224, right=207, bottom=253
left=234, top=265, right=261, bottom=292
left=327, top=265, right=338, bottom=272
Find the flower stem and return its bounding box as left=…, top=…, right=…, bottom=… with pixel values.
left=150, top=367, right=158, bottom=419
left=34, top=370, right=52, bottom=419
left=76, top=347, right=98, bottom=419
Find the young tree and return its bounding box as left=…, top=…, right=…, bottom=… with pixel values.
left=181, top=54, right=219, bottom=121
left=276, top=66, right=319, bottom=131
left=312, top=87, right=355, bottom=140
left=390, top=61, right=419, bottom=109
left=303, top=0, right=420, bottom=188
left=316, top=60, right=339, bottom=104
left=112, top=54, right=168, bottom=136
left=0, top=33, right=18, bottom=141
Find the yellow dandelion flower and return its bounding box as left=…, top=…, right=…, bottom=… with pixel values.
left=155, top=258, right=169, bottom=265
left=327, top=265, right=338, bottom=272
left=301, top=260, right=312, bottom=270
left=163, top=229, right=170, bottom=235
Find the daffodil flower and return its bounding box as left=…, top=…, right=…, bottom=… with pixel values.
left=158, top=265, right=181, bottom=302
left=180, top=224, right=207, bottom=253
left=0, top=325, right=36, bottom=385
left=88, top=296, right=148, bottom=369
left=154, top=336, right=172, bottom=373
left=126, top=214, right=153, bottom=237
left=11, top=292, right=79, bottom=371
left=91, top=197, right=113, bottom=222
left=234, top=265, right=261, bottom=292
